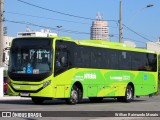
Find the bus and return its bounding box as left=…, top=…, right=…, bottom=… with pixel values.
left=7, top=36, right=158, bottom=104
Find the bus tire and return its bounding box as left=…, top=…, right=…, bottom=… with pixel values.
left=124, top=85, right=134, bottom=102
left=32, top=97, right=44, bottom=104
left=78, top=88, right=83, bottom=103
left=89, top=97, right=103, bottom=103
left=66, top=85, right=79, bottom=105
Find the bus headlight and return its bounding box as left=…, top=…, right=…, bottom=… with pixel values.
left=43, top=80, right=51, bottom=88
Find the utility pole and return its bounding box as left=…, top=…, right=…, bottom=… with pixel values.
left=0, top=0, right=4, bottom=97
left=119, top=0, right=122, bottom=43
left=56, top=26, right=62, bottom=36
left=0, top=0, right=4, bottom=67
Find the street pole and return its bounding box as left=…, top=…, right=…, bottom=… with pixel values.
left=0, top=0, right=4, bottom=97
left=128, top=4, right=154, bottom=25
left=56, top=26, right=62, bottom=36
left=119, top=0, right=122, bottom=43
left=0, top=0, right=4, bottom=67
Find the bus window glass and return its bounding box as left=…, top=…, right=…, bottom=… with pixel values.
left=146, top=53, right=157, bottom=71
left=8, top=38, right=53, bottom=74
left=9, top=48, right=52, bottom=74
left=119, top=51, right=131, bottom=70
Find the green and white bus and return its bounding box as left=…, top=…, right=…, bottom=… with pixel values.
left=7, top=36, right=158, bottom=104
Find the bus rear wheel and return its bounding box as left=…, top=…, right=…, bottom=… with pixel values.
left=117, top=85, right=133, bottom=103
left=32, top=97, right=45, bottom=104
left=66, top=85, right=79, bottom=105
left=117, top=85, right=134, bottom=103
left=125, top=85, right=134, bottom=102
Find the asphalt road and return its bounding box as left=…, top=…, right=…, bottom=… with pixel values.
left=0, top=96, right=160, bottom=120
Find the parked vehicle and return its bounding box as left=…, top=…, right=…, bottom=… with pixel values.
left=4, top=77, right=8, bottom=94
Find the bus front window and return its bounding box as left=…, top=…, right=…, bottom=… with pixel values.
left=8, top=37, right=53, bottom=75
left=9, top=48, right=52, bottom=74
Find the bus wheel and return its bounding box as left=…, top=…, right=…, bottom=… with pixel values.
left=32, top=97, right=44, bottom=104
left=89, top=97, right=103, bottom=103
left=66, top=85, right=79, bottom=105
left=78, top=88, right=83, bottom=103
left=124, top=85, right=134, bottom=102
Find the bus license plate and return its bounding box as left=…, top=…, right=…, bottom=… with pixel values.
left=20, top=92, right=30, bottom=97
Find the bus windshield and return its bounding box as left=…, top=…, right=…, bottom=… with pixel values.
left=8, top=38, right=53, bottom=74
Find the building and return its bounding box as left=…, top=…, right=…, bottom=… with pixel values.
left=90, top=13, right=109, bottom=40
left=146, top=38, right=160, bottom=54
left=124, top=40, right=136, bottom=48
left=17, top=29, right=57, bottom=37
left=2, top=36, right=14, bottom=68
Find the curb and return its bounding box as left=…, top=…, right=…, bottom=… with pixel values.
left=0, top=96, right=31, bottom=100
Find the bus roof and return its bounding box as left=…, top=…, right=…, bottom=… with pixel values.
left=14, top=36, right=156, bottom=54
left=71, top=39, right=156, bottom=54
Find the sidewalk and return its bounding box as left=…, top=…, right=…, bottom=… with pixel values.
left=0, top=95, right=31, bottom=100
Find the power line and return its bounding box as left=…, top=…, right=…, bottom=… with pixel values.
left=5, top=19, right=158, bottom=47
left=137, top=32, right=157, bottom=40
left=122, top=24, right=160, bottom=47
left=5, top=11, right=90, bottom=25
left=7, top=1, right=158, bottom=47
left=5, top=19, right=156, bottom=46
left=5, top=19, right=119, bottom=38
left=7, top=0, right=159, bottom=48
left=5, top=19, right=90, bottom=35
left=17, top=0, right=117, bottom=22
left=122, top=25, right=160, bottom=48
left=123, top=24, right=154, bottom=42
left=6, top=11, right=119, bottom=29
left=5, top=20, right=160, bottom=49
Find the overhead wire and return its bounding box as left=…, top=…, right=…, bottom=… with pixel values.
left=5, top=19, right=120, bottom=38
left=123, top=24, right=153, bottom=42
left=122, top=24, right=160, bottom=47
left=5, top=11, right=90, bottom=25
left=16, top=0, right=117, bottom=22
left=5, top=19, right=90, bottom=35
left=6, top=0, right=157, bottom=47
left=5, top=19, right=156, bottom=46
left=5, top=11, right=119, bottom=29
left=6, top=19, right=160, bottom=48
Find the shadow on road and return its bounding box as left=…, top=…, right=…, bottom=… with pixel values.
left=0, top=98, right=146, bottom=105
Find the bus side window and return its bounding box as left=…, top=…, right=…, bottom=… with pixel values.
left=150, top=54, right=157, bottom=71
left=60, top=52, right=68, bottom=67
left=146, top=53, right=157, bottom=71
left=56, top=51, right=68, bottom=68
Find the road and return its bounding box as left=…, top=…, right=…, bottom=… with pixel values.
left=0, top=96, right=160, bottom=120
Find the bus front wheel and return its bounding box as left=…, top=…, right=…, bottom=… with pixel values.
left=66, top=85, right=79, bottom=105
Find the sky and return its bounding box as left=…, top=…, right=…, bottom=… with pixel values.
left=4, top=0, right=160, bottom=47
